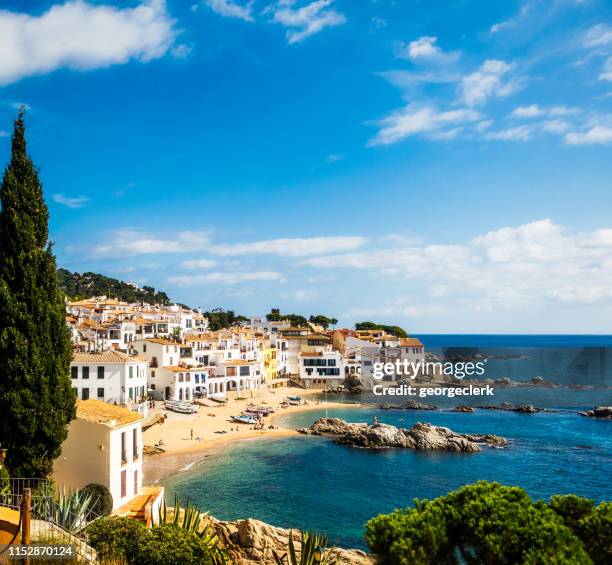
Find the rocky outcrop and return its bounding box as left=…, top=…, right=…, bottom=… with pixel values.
left=478, top=403, right=542, bottom=413
left=208, top=517, right=374, bottom=565
left=579, top=407, right=612, bottom=419
left=309, top=418, right=507, bottom=452
left=452, top=405, right=474, bottom=413
left=378, top=400, right=437, bottom=411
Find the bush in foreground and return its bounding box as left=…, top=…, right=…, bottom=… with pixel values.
left=81, top=483, right=113, bottom=517
left=87, top=517, right=214, bottom=564
left=365, top=481, right=610, bottom=564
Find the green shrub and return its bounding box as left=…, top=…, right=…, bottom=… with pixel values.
left=87, top=518, right=215, bottom=564
left=87, top=517, right=147, bottom=562
left=365, top=481, right=603, bottom=564
left=135, top=524, right=212, bottom=565
left=82, top=483, right=113, bottom=517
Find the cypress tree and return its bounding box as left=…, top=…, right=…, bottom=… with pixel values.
left=0, top=109, right=75, bottom=477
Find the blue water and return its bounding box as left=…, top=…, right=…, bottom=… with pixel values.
left=164, top=336, right=612, bottom=550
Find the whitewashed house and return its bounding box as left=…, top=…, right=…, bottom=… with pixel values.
left=71, top=351, right=149, bottom=417
left=299, top=350, right=343, bottom=389
left=53, top=400, right=164, bottom=515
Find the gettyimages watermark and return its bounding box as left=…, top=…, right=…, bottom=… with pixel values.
left=371, top=359, right=494, bottom=398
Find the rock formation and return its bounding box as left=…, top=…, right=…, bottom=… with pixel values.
left=208, top=517, right=374, bottom=565
left=308, top=418, right=507, bottom=451
left=579, top=407, right=612, bottom=419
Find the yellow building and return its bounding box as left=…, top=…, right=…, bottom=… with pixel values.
left=261, top=346, right=278, bottom=386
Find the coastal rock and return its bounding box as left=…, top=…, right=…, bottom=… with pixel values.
left=478, top=403, right=542, bottom=413
left=403, top=399, right=438, bottom=410
left=452, top=405, right=474, bottom=413
left=309, top=418, right=507, bottom=452
left=208, top=517, right=374, bottom=565
left=579, top=406, right=612, bottom=419
left=378, top=400, right=437, bottom=411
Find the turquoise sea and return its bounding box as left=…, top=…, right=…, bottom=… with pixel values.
left=164, top=336, right=612, bottom=550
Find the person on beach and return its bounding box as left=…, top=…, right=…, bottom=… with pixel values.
left=190, top=428, right=194, bottom=440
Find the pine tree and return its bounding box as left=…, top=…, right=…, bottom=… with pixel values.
left=0, top=109, right=75, bottom=477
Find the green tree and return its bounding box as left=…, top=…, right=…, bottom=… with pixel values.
left=365, top=482, right=603, bottom=564
left=0, top=110, right=75, bottom=477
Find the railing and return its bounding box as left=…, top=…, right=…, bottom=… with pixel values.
left=0, top=478, right=99, bottom=564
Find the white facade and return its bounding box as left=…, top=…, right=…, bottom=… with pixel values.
left=299, top=350, right=344, bottom=389
left=53, top=400, right=144, bottom=510
left=71, top=351, right=149, bottom=417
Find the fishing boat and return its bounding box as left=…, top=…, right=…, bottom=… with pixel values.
left=209, top=394, right=226, bottom=403
left=164, top=400, right=198, bottom=414
left=231, top=414, right=258, bottom=425
left=173, top=402, right=198, bottom=414
left=286, top=396, right=302, bottom=406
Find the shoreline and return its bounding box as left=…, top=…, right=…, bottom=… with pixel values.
left=143, top=389, right=365, bottom=484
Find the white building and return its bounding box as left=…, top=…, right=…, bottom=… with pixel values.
left=53, top=400, right=164, bottom=515
left=71, top=351, right=149, bottom=417
left=299, top=350, right=343, bottom=389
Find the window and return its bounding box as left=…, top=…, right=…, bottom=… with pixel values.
left=82, top=366, right=89, bottom=379
left=81, top=388, right=89, bottom=400
left=121, top=470, right=127, bottom=498
left=129, top=387, right=134, bottom=399
left=129, top=366, right=133, bottom=379
left=150, top=384, right=156, bottom=391
left=151, top=370, right=156, bottom=378
left=133, top=470, right=138, bottom=496
left=143, top=344, right=147, bottom=353
left=97, top=366, right=104, bottom=379
left=121, top=432, right=127, bottom=464
left=97, top=387, right=104, bottom=398
left=239, top=366, right=250, bottom=376
left=71, top=366, right=78, bottom=379
left=133, top=428, right=138, bottom=460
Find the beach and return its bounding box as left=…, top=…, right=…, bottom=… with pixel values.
left=142, top=387, right=363, bottom=483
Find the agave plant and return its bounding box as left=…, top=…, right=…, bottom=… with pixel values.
left=273, top=531, right=337, bottom=565
left=53, top=485, right=94, bottom=533
left=158, top=495, right=228, bottom=564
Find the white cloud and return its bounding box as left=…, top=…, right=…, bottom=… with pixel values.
left=511, top=105, right=581, bottom=119
left=599, top=56, right=612, bottom=81
left=52, top=193, right=89, bottom=208
left=301, top=219, right=612, bottom=308
left=542, top=119, right=570, bottom=133
left=459, top=60, right=521, bottom=107
left=564, top=125, right=612, bottom=145
left=205, top=0, right=253, bottom=22
left=584, top=23, right=612, bottom=48
left=88, top=230, right=210, bottom=258
left=485, top=125, right=532, bottom=141
left=368, top=104, right=479, bottom=146
left=83, top=231, right=365, bottom=259
left=325, top=153, right=344, bottom=163
left=396, top=36, right=460, bottom=64
left=512, top=104, right=542, bottom=118
left=180, top=258, right=218, bottom=269
left=169, top=271, right=282, bottom=285
left=0, top=0, right=178, bottom=85
left=270, top=0, right=346, bottom=44
left=280, top=288, right=318, bottom=300
left=209, top=236, right=367, bottom=257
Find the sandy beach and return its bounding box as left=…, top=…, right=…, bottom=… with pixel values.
left=142, top=387, right=364, bottom=484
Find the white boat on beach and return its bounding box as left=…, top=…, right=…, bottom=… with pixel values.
left=164, top=400, right=198, bottom=414
left=209, top=394, right=226, bottom=403
left=231, top=414, right=258, bottom=425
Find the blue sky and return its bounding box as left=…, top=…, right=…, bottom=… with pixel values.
left=1, top=0, right=612, bottom=332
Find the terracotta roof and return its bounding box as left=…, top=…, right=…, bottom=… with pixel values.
left=76, top=399, right=142, bottom=427
left=142, top=338, right=177, bottom=345
left=72, top=351, right=147, bottom=364
left=221, top=359, right=257, bottom=366
left=400, top=338, right=424, bottom=347
left=162, top=365, right=204, bottom=372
